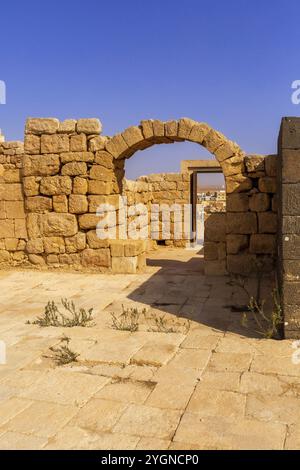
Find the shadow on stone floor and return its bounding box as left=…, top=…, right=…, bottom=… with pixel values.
left=127, top=253, right=268, bottom=339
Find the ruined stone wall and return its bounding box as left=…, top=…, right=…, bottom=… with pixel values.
left=0, top=140, right=27, bottom=265
left=123, top=173, right=190, bottom=246
left=224, top=154, right=278, bottom=275
left=0, top=117, right=280, bottom=275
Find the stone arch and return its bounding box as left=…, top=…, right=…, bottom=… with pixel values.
left=104, top=117, right=249, bottom=194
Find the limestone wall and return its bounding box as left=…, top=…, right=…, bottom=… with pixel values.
left=123, top=173, right=190, bottom=246
left=0, top=117, right=279, bottom=275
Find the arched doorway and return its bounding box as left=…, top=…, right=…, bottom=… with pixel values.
left=104, top=117, right=246, bottom=274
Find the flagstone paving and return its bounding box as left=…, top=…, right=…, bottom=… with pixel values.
left=0, top=247, right=299, bottom=449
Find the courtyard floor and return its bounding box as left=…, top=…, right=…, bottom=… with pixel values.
left=0, top=247, right=299, bottom=450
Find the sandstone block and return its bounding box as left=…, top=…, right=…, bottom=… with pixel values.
left=188, top=122, right=211, bottom=144
left=78, top=214, right=100, bottom=230
left=65, top=233, right=86, bottom=253
left=58, top=119, right=77, bottom=134
left=60, top=151, right=94, bottom=163
left=26, top=118, right=59, bottom=135
left=3, top=169, right=21, bottom=183
left=88, top=180, right=112, bottom=195
left=105, top=134, right=128, bottom=158
left=226, top=193, right=249, bottom=212
left=5, top=238, right=25, bottom=251
left=70, top=134, right=87, bottom=152
left=73, top=176, right=88, bottom=194
left=23, top=154, right=60, bottom=176
left=81, top=248, right=110, bottom=268
left=25, top=196, right=52, bottom=213
left=205, top=213, right=226, bottom=242
left=281, top=149, right=300, bottom=183
left=28, top=254, right=46, bottom=266
left=249, top=193, right=270, bottom=212
left=140, top=120, right=154, bottom=139
left=165, top=120, right=178, bottom=138
left=24, top=134, right=41, bottom=154
left=110, top=240, right=125, bottom=257
left=15, top=219, right=27, bottom=238
left=43, top=237, right=65, bottom=254
left=258, top=212, right=277, bottom=233
left=178, top=118, right=196, bottom=139
left=203, top=129, right=225, bottom=153
left=249, top=234, right=276, bottom=254
left=61, top=162, right=87, bottom=176
left=282, top=235, right=300, bottom=260
left=26, top=238, right=44, bottom=254
left=152, top=120, right=165, bottom=137
left=222, top=155, right=245, bottom=177
left=40, top=176, right=72, bottom=195
left=265, top=154, right=278, bottom=177
left=5, top=201, right=25, bottom=219
left=86, top=230, right=110, bottom=249
left=40, top=213, right=78, bottom=237
left=282, top=183, right=300, bottom=215
left=58, top=253, right=81, bottom=265
left=26, top=213, right=40, bottom=238
left=94, top=151, right=115, bottom=169
left=89, top=165, right=113, bottom=181
left=23, top=176, right=40, bottom=197
left=214, top=141, right=237, bottom=162
left=69, top=194, right=88, bottom=214
left=0, top=250, right=10, bottom=263
left=53, top=195, right=68, bottom=213
left=226, top=234, right=248, bottom=254
left=122, top=126, right=144, bottom=148
left=41, top=134, right=69, bottom=154
left=47, top=254, right=59, bottom=265
left=204, top=241, right=218, bottom=260
left=226, top=212, right=257, bottom=234
left=88, top=136, right=109, bottom=152
left=0, top=220, right=14, bottom=238
left=88, top=195, right=119, bottom=213
left=245, top=155, right=265, bottom=174
left=124, top=240, right=146, bottom=256
left=226, top=175, right=252, bottom=193
left=77, top=119, right=102, bottom=135
left=282, top=216, right=300, bottom=234
left=258, top=177, right=277, bottom=193
left=111, top=256, right=137, bottom=274
left=0, top=183, right=23, bottom=201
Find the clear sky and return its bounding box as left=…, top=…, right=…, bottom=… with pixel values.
left=1, top=0, right=300, bottom=179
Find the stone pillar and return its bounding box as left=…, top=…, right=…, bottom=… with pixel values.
left=278, top=117, right=300, bottom=338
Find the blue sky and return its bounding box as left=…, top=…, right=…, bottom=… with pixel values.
left=1, top=0, right=300, bottom=179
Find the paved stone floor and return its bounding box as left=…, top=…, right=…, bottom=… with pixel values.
left=0, top=247, right=299, bottom=450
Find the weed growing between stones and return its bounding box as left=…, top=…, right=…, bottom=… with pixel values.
left=111, top=305, right=146, bottom=332
left=46, top=335, right=79, bottom=366
left=229, top=273, right=283, bottom=339
left=27, top=298, right=95, bottom=327
left=146, top=312, right=190, bottom=334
